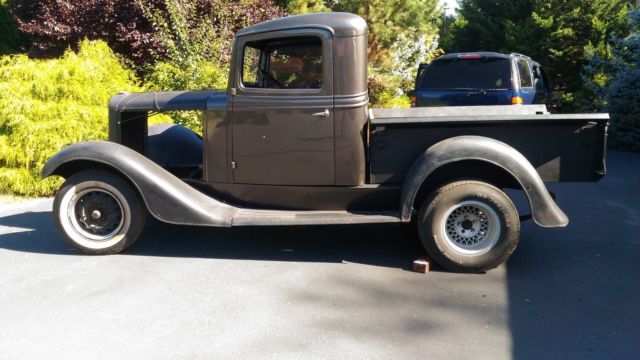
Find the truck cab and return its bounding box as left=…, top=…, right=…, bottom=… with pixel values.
left=222, top=13, right=368, bottom=187
left=43, top=13, right=608, bottom=273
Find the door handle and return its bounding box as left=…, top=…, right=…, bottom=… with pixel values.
left=312, top=109, right=330, bottom=117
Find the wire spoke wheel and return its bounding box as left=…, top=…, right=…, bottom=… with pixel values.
left=441, top=200, right=501, bottom=256
left=418, top=180, right=520, bottom=273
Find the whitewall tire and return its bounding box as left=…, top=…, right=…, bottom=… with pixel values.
left=53, top=170, right=147, bottom=254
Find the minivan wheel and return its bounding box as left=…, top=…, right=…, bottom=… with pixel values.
left=417, top=180, right=520, bottom=273
left=53, top=170, right=147, bottom=254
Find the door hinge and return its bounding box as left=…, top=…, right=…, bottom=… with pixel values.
left=231, top=161, right=237, bottom=169
left=230, top=88, right=237, bottom=96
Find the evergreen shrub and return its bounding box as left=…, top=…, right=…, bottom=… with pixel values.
left=0, top=40, right=169, bottom=196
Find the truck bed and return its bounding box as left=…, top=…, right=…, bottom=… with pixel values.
left=370, top=106, right=608, bottom=184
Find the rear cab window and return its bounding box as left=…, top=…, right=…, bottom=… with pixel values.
left=419, top=56, right=513, bottom=90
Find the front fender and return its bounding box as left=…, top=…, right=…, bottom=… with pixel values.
left=42, top=141, right=236, bottom=227
left=400, top=136, right=569, bottom=228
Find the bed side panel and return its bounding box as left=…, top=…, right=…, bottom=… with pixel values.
left=370, top=119, right=607, bottom=184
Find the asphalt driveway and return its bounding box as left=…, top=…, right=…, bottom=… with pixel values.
left=0, top=150, right=638, bottom=359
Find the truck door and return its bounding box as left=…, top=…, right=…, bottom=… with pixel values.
left=231, top=30, right=334, bottom=185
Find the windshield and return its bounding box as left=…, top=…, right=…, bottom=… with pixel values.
left=419, top=57, right=513, bottom=90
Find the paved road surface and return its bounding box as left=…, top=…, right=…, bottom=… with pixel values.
left=0, top=150, right=638, bottom=359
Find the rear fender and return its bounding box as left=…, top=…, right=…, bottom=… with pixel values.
left=400, top=135, right=569, bottom=228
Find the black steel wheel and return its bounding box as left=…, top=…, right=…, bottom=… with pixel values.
left=53, top=170, right=147, bottom=254
left=417, top=180, right=520, bottom=273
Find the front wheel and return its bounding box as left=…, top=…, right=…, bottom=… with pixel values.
left=53, top=170, right=147, bottom=254
left=417, top=180, right=520, bottom=273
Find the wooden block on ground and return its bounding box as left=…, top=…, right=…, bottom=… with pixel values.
left=413, top=258, right=430, bottom=273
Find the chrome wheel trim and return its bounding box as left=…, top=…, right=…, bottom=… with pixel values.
left=58, top=181, right=131, bottom=250
left=440, top=200, right=501, bottom=256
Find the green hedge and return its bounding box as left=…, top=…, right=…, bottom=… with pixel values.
left=0, top=40, right=169, bottom=197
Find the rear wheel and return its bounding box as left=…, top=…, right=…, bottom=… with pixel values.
left=53, top=170, right=147, bottom=254
left=417, top=180, right=520, bottom=273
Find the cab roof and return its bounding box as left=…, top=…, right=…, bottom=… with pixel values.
left=237, top=12, right=368, bottom=37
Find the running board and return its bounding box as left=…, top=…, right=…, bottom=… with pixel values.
left=232, top=209, right=402, bottom=226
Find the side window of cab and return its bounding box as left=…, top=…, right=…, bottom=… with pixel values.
left=241, top=36, right=323, bottom=90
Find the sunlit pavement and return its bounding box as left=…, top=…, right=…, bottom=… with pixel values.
left=0, top=150, right=638, bottom=359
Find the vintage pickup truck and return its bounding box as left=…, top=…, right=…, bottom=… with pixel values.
left=42, top=13, right=608, bottom=272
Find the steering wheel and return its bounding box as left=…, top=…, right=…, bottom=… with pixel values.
left=259, top=69, right=284, bottom=88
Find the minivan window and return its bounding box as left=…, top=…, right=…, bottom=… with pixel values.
left=419, top=57, right=512, bottom=90
left=242, top=37, right=323, bottom=90
left=517, top=59, right=533, bottom=88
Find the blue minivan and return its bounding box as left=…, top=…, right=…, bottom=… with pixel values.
left=412, top=52, right=554, bottom=108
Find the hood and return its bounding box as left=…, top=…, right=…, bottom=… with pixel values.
left=109, top=90, right=227, bottom=113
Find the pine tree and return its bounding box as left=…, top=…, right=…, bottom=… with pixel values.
left=283, top=0, right=443, bottom=106
left=584, top=7, right=640, bottom=151
left=0, top=0, right=28, bottom=54
left=447, top=0, right=535, bottom=53
left=335, top=0, right=441, bottom=75
left=448, top=0, right=630, bottom=111
left=529, top=0, right=629, bottom=111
